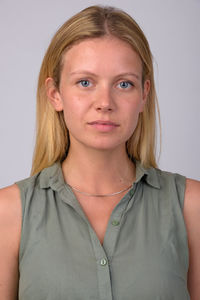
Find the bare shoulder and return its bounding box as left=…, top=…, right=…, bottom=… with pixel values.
left=0, top=184, right=22, bottom=253
left=0, top=183, right=21, bottom=200
left=0, top=184, right=21, bottom=224
left=185, top=178, right=200, bottom=201
left=183, top=178, right=200, bottom=299
left=0, top=184, right=22, bottom=299
left=184, top=178, right=200, bottom=222
left=183, top=178, right=200, bottom=235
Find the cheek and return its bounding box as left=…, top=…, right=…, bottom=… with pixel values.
left=62, top=97, right=86, bottom=128
left=124, top=100, right=142, bottom=120
left=123, top=102, right=142, bottom=131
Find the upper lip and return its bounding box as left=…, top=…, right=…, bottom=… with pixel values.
left=88, top=120, right=120, bottom=126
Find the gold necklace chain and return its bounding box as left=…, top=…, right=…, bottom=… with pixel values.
left=67, top=183, right=133, bottom=197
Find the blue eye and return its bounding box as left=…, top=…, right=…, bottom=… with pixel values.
left=119, top=81, right=133, bottom=89
left=79, top=80, right=91, bottom=87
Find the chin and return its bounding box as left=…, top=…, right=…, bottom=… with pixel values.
left=85, top=139, right=126, bottom=152
left=71, top=134, right=128, bottom=152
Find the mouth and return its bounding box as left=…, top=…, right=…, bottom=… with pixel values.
left=88, top=120, right=119, bottom=126
left=87, top=120, right=120, bottom=132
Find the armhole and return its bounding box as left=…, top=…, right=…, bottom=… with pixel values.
left=15, top=181, right=26, bottom=263
left=174, top=173, right=186, bottom=212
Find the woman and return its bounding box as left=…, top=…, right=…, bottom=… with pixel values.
left=0, top=5, right=199, bottom=300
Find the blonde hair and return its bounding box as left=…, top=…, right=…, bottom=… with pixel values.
left=31, top=5, right=160, bottom=175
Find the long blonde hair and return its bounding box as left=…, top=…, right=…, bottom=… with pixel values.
left=31, top=5, right=160, bottom=175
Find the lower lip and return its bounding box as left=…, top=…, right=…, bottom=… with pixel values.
left=88, top=123, right=119, bottom=132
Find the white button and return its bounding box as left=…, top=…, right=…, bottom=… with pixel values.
left=100, top=258, right=107, bottom=266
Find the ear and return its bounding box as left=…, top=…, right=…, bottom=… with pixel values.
left=45, top=77, right=63, bottom=111
left=140, top=79, right=150, bottom=112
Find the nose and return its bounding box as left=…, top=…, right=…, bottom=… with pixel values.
left=94, top=85, right=115, bottom=112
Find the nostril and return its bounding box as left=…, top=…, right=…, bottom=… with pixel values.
left=94, top=92, right=114, bottom=111
left=96, top=106, right=113, bottom=112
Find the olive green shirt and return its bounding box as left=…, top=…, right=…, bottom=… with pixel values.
left=16, top=161, right=190, bottom=300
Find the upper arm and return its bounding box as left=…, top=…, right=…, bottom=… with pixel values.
left=184, top=178, right=200, bottom=300
left=0, top=184, right=22, bottom=300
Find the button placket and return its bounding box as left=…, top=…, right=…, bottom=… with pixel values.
left=88, top=226, right=113, bottom=300
left=102, top=189, right=136, bottom=261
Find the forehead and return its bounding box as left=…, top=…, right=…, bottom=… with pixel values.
left=61, top=37, right=143, bottom=76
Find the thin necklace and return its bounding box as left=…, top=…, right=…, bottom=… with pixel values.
left=67, top=183, right=133, bottom=197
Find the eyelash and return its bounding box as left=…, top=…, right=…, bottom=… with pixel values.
left=118, top=81, right=134, bottom=89
left=76, top=79, right=134, bottom=89
left=77, top=79, right=91, bottom=87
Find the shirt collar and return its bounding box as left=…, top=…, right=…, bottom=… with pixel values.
left=134, top=160, right=160, bottom=189
left=39, top=162, right=65, bottom=190
left=39, top=160, right=160, bottom=190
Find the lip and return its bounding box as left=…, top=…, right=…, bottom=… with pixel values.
left=87, top=120, right=120, bottom=132
left=88, top=120, right=120, bottom=126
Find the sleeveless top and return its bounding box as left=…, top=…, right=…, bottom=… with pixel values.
left=16, top=161, right=190, bottom=300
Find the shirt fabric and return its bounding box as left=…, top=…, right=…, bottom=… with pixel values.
left=16, top=161, right=190, bottom=300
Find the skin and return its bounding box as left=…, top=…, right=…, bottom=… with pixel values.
left=46, top=37, right=151, bottom=244
left=46, top=37, right=150, bottom=193
left=0, top=36, right=199, bottom=299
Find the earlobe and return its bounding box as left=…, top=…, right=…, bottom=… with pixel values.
left=45, top=77, right=63, bottom=111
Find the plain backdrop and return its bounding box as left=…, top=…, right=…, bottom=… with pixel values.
left=0, top=0, right=200, bottom=187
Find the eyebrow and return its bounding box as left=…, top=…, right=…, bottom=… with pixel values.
left=69, top=70, right=140, bottom=80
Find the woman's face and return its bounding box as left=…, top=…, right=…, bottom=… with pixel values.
left=47, top=37, right=150, bottom=152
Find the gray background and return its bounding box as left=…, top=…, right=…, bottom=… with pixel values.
left=0, top=0, right=200, bottom=187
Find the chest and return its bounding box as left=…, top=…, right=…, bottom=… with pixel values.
left=19, top=183, right=190, bottom=300
left=73, top=192, right=127, bottom=245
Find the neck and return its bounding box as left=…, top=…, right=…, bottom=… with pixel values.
left=62, top=143, right=135, bottom=194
